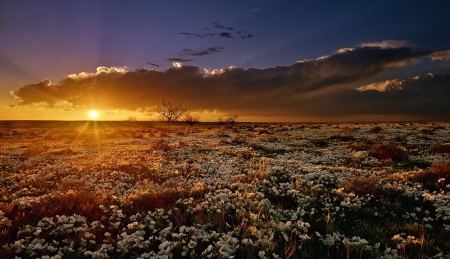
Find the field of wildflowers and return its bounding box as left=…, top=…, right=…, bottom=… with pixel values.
left=1, top=121, right=450, bottom=258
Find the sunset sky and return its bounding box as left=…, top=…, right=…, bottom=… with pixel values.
left=1, top=1, right=450, bottom=122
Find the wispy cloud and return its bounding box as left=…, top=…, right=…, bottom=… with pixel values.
left=165, top=58, right=193, bottom=62
left=180, top=22, right=253, bottom=39
left=179, top=32, right=216, bottom=38
left=212, top=22, right=234, bottom=31
left=147, top=62, right=160, bottom=67
left=360, top=40, right=410, bottom=49
left=180, top=47, right=225, bottom=56
left=430, top=50, right=450, bottom=61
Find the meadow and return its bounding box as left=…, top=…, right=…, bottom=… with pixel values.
left=1, top=121, right=450, bottom=259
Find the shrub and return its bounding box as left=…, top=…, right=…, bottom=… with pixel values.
left=150, top=140, right=172, bottom=152
left=430, top=161, right=450, bottom=178
left=346, top=143, right=371, bottom=151
left=369, top=144, right=406, bottom=162
left=428, top=144, right=450, bottom=154
left=371, top=126, right=383, bottom=133
left=309, top=139, right=329, bottom=147
left=231, top=135, right=247, bottom=145
left=238, top=151, right=253, bottom=160
left=329, top=135, right=355, bottom=142
left=21, top=145, right=50, bottom=157
left=258, top=129, right=271, bottom=135
left=420, top=128, right=435, bottom=135
left=344, top=178, right=379, bottom=196
left=219, top=139, right=231, bottom=145
left=250, top=144, right=287, bottom=156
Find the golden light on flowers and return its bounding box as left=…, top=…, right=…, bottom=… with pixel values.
left=2, top=121, right=450, bottom=258
left=88, top=110, right=99, bottom=120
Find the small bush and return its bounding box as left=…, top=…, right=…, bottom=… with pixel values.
left=428, top=144, right=450, bottom=154
left=420, top=128, right=435, bottom=135
left=267, top=136, right=280, bottom=143
left=217, top=130, right=229, bottom=138
left=238, top=151, right=253, bottom=160
left=309, top=139, right=328, bottom=147
left=250, top=144, right=286, bottom=156
left=344, top=178, right=379, bottom=196
left=393, top=135, right=406, bottom=143
left=430, top=161, right=450, bottom=178
left=22, top=145, right=50, bottom=157
left=231, top=135, right=247, bottom=145
left=150, top=140, right=172, bottom=152
left=369, top=144, right=406, bottom=162
left=371, top=126, right=383, bottom=133
left=219, top=139, right=231, bottom=145
left=346, top=143, right=371, bottom=151
left=329, top=135, right=355, bottom=141
left=258, top=129, right=271, bottom=135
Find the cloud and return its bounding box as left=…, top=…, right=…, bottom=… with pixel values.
left=356, top=79, right=403, bottom=92
left=166, top=58, right=193, bottom=62
left=180, top=47, right=225, bottom=56
left=212, top=22, right=234, bottom=31
left=11, top=45, right=447, bottom=120
left=172, top=62, right=184, bottom=68
left=147, top=62, right=160, bottom=67
left=430, top=50, right=450, bottom=61
left=10, top=79, right=59, bottom=106
left=67, top=66, right=127, bottom=80
left=240, top=34, right=253, bottom=39
left=307, top=73, right=450, bottom=120
left=180, top=22, right=252, bottom=39
left=218, top=32, right=233, bottom=38
left=360, top=40, right=410, bottom=49
left=179, top=32, right=216, bottom=38
left=179, top=32, right=233, bottom=39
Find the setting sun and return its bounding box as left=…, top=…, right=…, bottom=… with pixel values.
left=88, top=110, right=99, bottom=120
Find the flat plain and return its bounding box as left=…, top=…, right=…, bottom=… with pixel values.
left=1, top=121, right=450, bottom=258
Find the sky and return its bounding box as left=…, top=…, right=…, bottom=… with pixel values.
left=1, top=1, right=450, bottom=122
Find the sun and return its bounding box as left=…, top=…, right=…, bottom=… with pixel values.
left=88, top=110, right=99, bottom=120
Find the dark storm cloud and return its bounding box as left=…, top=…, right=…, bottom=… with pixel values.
left=147, top=62, right=160, bottom=67
left=11, top=45, right=448, bottom=120
left=11, top=79, right=59, bottom=106
left=165, top=58, right=193, bottom=62
left=180, top=47, right=225, bottom=56
left=300, top=73, right=450, bottom=120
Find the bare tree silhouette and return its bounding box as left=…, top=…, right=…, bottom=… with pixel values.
left=184, top=112, right=200, bottom=127
left=154, top=101, right=187, bottom=123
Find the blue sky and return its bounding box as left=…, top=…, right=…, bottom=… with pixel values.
left=1, top=1, right=450, bottom=121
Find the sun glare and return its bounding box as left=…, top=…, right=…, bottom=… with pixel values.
left=88, top=110, right=99, bottom=120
